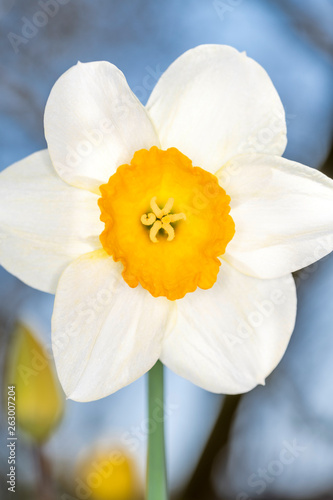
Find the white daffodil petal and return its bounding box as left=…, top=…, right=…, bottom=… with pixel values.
left=218, top=154, right=333, bottom=279
left=146, top=45, right=286, bottom=174
left=52, top=249, right=174, bottom=402
left=44, top=61, right=159, bottom=193
left=0, top=150, right=103, bottom=294
left=161, top=262, right=296, bottom=394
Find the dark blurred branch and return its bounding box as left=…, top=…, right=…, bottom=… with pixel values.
left=269, top=0, right=333, bottom=59
left=180, top=394, right=241, bottom=500
left=319, top=138, right=333, bottom=179
left=34, top=445, right=56, bottom=500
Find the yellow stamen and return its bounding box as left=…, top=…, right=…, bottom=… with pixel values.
left=150, top=196, right=174, bottom=218
left=141, top=213, right=156, bottom=226
left=162, top=222, right=175, bottom=241
left=141, top=197, right=186, bottom=242
left=162, top=213, right=186, bottom=224
left=149, top=220, right=162, bottom=243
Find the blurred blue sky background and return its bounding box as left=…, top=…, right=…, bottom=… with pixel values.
left=1, top=0, right=333, bottom=498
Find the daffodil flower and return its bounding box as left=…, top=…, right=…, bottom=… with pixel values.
left=4, top=322, right=64, bottom=442
left=1, top=45, right=333, bottom=402
left=76, top=447, right=139, bottom=500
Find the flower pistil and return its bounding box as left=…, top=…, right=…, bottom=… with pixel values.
left=141, top=197, right=186, bottom=242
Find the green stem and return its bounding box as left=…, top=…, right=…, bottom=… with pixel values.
left=34, top=444, right=56, bottom=500
left=147, top=361, right=168, bottom=500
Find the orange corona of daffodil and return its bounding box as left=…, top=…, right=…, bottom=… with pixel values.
left=98, top=146, right=235, bottom=300
left=1, top=45, right=333, bottom=401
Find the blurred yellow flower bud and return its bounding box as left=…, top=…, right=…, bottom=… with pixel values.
left=4, top=322, right=64, bottom=443
left=76, top=448, right=140, bottom=500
